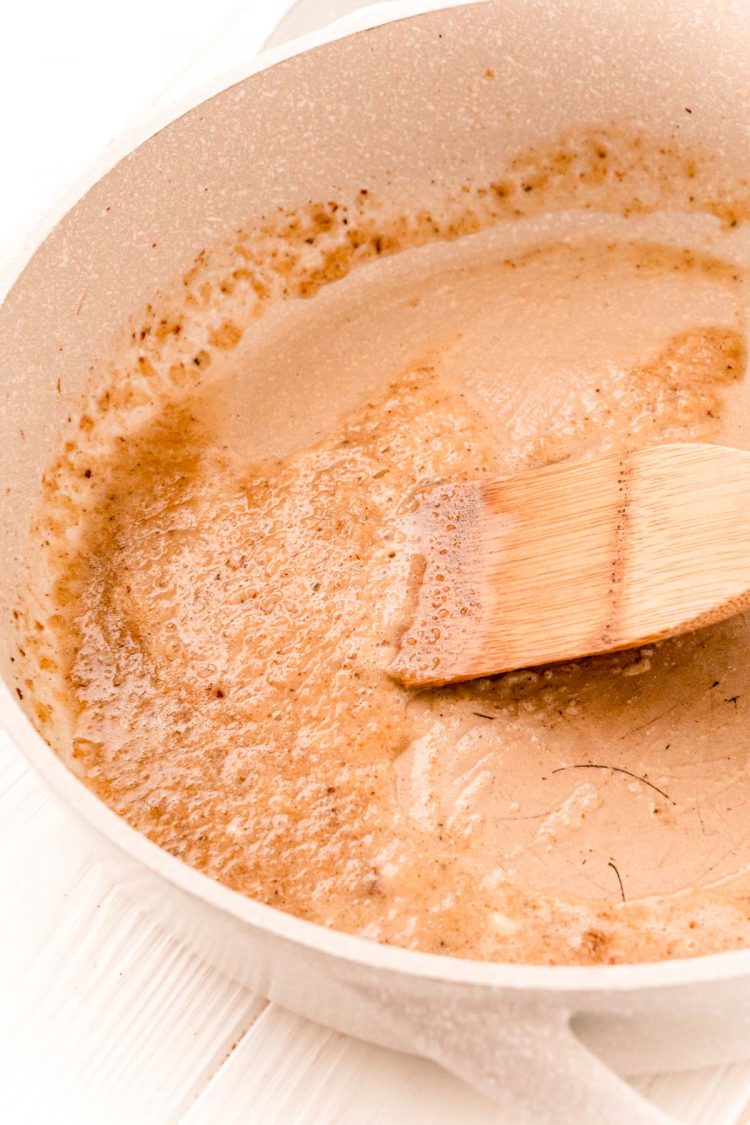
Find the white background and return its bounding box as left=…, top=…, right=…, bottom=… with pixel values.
left=2, top=1, right=750, bottom=1121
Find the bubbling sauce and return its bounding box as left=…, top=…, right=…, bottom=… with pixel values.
left=18, top=135, right=750, bottom=963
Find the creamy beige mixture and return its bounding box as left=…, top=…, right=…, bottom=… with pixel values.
left=17, top=129, right=750, bottom=965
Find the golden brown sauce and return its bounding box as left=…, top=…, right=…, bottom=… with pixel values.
left=17, top=127, right=750, bottom=964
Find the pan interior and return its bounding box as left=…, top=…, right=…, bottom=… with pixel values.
left=14, top=125, right=750, bottom=966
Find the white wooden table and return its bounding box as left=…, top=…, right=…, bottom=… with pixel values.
left=3, top=3, right=750, bottom=1120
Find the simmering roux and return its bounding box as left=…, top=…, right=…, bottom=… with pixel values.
left=17, top=129, right=750, bottom=964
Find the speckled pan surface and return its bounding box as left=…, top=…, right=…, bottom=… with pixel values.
left=2, top=1, right=750, bottom=1120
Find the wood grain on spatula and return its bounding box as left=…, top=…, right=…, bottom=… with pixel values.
left=390, top=444, right=750, bottom=688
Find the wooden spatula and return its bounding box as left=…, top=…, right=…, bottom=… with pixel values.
left=391, top=443, right=750, bottom=688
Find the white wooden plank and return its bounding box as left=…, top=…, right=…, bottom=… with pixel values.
left=633, top=1066, right=750, bottom=1125
left=0, top=737, right=264, bottom=1125
left=182, top=1006, right=506, bottom=1125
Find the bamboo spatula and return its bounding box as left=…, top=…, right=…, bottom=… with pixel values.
left=391, top=443, right=750, bottom=688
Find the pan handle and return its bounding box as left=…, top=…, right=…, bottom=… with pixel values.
left=416, top=1003, right=675, bottom=1124
left=263, top=1, right=400, bottom=50
left=264, top=1, right=471, bottom=52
